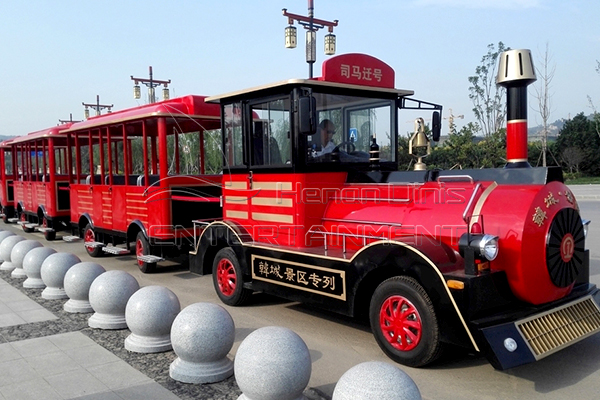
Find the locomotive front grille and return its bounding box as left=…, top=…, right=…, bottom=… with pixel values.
left=517, top=296, right=600, bottom=360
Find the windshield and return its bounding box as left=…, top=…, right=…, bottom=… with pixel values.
left=306, top=92, right=395, bottom=164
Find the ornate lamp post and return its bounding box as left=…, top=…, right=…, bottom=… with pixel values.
left=131, top=66, right=171, bottom=103
left=82, top=95, right=113, bottom=119
left=283, top=0, right=338, bottom=78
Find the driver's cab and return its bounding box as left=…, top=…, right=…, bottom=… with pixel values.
left=206, top=54, right=442, bottom=246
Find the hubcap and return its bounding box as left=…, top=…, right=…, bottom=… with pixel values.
left=136, top=239, right=145, bottom=267
left=84, top=229, right=95, bottom=252
left=379, top=295, right=422, bottom=352
left=216, top=258, right=236, bottom=297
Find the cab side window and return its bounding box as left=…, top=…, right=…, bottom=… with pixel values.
left=250, top=98, right=291, bottom=166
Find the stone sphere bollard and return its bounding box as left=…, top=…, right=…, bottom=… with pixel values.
left=124, top=285, right=180, bottom=353
left=10, top=240, right=43, bottom=278
left=0, top=235, right=25, bottom=271
left=234, top=326, right=311, bottom=400
left=40, top=252, right=81, bottom=299
left=332, top=361, right=421, bottom=400
left=23, top=247, right=57, bottom=288
left=88, top=270, right=139, bottom=329
left=0, top=231, right=16, bottom=262
left=63, top=262, right=106, bottom=313
left=169, top=302, right=235, bottom=384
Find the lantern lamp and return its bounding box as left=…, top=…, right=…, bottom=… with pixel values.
left=285, top=25, right=297, bottom=49
left=324, top=33, right=336, bottom=55
left=133, top=84, right=141, bottom=99
left=84, top=107, right=90, bottom=120
left=162, top=86, right=170, bottom=101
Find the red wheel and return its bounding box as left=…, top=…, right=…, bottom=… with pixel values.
left=212, top=247, right=251, bottom=306
left=42, top=217, right=48, bottom=228
left=216, top=258, right=237, bottom=297
left=135, top=231, right=156, bottom=273
left=84, top=223, right=103, bottom=257
left=370, top=276, right=442, bottom=367
left=379, top=295, right=423, bottom=352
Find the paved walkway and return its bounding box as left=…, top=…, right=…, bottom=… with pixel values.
left=0, top=272, right=240, bottom=400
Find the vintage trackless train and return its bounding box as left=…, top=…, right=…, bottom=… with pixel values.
left=188, top=50, right=599, bottom=369
left=1, top=50, right=598, bottom=369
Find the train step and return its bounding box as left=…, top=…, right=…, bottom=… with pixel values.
left=7, top=218, right=19, bottom=223
left=137, top=255, right=164, bottom=264
left=35, top=227, right=54, bottom=233
left=17, top=221, right=27, bottom=226
left=24, top=223, right=38, bottom=229
left=85, top=241, right=105, bottom=248
left=102, top=246, right=130, bottom=255
left=62, top=236, right=82, bottom=242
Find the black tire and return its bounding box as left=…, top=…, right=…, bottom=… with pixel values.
left=369, top=276, right=442, bottom=368
left=135, top=231, right=156, bottom=273
left=212, top=247, right=251, bottom=306
left=2, top=207, right=8, bottom=223
left=44, top=230, right=56, bottom=241
left=83, top=223, right=103, bottom=257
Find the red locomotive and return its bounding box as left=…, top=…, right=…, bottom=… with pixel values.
left=188, top=51, right=599, bottom=369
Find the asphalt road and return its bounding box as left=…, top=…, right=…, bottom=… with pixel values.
left=2, top=185, right=599, bottom=400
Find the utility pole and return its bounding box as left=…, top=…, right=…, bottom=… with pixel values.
left=58, top=113, right=81, bottom=124
left=131, top=66, right=171, bottom=103
left=82, top=95, right=113, bottom=119
left=283, top=0, right=338, bottom=79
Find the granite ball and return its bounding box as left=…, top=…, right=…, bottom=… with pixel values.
left=124, top=285, right=181, bottom=353
left=0, top=235, right=25, bottom=271
left=88, top=270, right=139, bottom=329
left=169, top=302, right=235, bottom=384
left=23, top=247, right=57, bottom=288
left=0, top=230, right=16, bottom=262
left=10, top=240, right=43, bottom=278
left=234, top=326, right=311, bottom=400
left=332, top=361, right=421, bottom=400
left=63, top=262, right=106, bottom=313
left=40, top=252, right=81, bottom=299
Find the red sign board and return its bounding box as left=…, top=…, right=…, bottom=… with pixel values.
left=319, top=53, right=395, bottom=89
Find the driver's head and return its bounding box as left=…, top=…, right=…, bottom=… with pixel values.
left=319, top=119, right=335, bottom=147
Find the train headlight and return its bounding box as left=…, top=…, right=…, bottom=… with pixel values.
left=459, top=233, right=500, bottom=261
left=582, top=219, right=590, bottom=239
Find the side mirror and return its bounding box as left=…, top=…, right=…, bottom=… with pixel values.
left=431, top=111, right=441, bottom=142
left=298, top=96, right=316, bottom=135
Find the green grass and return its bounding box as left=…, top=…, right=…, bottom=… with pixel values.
left=565, top=176, right=600, bottom=185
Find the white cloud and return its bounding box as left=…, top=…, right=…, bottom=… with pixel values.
left=412, top=0, right=542, bottom=9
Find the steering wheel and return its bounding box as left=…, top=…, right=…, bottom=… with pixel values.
left=333, top=141, right=356, bottom=154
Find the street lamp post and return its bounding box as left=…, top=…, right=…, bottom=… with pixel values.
left=131, top=66, right=171, bottom=103
left=82, top=95, right=113, bottom=119
left=283, top=0, right=338, bottom=79
left=58, top=114, right=81, bottom=124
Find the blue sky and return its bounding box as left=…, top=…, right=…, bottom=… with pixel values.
left=1, top=0, right=599, bottom=138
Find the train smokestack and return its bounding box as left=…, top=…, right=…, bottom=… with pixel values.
left=496, top=49, right=537, bottom=168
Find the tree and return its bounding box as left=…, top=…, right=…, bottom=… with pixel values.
left=532, top=43, right=555, bottom=167
left=468, top=42, right=509, bottom=137
left=561, top=147, right=584, bottom=174
left=555, top=113, right=600, bottom=176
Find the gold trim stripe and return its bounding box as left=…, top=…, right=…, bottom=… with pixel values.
left=224, top=181, right=247, bottom=189
left=226, top=210, right=248, bottom=220
left=251, top=197, right=293, bottom=207
left=225, top=196, right=248, bottom=205
left=252, top=212, right=294, bottom=224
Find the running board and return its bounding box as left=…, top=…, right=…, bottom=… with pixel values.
left=7, top=218, right=19, bottom=223
left=17, top=221, right=27, bottom=226
left=137, top=255, right=164, bottom=264
left=102, top=246, right=130, bottom=255
left=24, top=223, right=38, bottom=229
left=84, top=241, right=104, bottom=248
left=63, top=236, right=82, bottom=242
left=35, top=227, right=54, bottom=233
